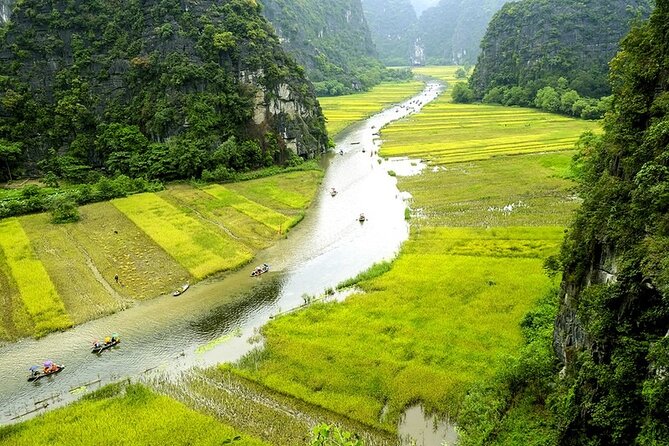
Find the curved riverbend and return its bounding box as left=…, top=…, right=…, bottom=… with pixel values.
left=0, top=81, right=443, bottom=425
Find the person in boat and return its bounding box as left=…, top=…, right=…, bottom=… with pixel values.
left=104, top=336, right=112, bottom=345
left=339, top=149, right=343, bottom=155
left=359, top=213, right=366, bottom=221
left=43, top=360, right=56, bottom=373
left=110, top=333, right=119, bottom=343
left=93, top=339, right=101, bottom=349
left=29, top=365, right=40, bottom=377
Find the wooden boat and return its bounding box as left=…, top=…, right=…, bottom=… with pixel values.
left=251, top=263, right=270, bottom=277
left=358, top=213, right=366, bottom=222
left=28, top=364, right=64, bottom=382
left=173, top=283, right=189, bottom=296
left=92, top=338, right=120, bottom=354
left=330, top=188, right=337, bottom=197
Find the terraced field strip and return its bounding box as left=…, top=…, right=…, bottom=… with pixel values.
left=202, top=185, right=293, bottom=233
left=319, top=80, right=425, bottom=136
left=225, top=170, right=323, bottom=212
left=113, top=193, right=253, bottom=279
left=0, top=218, right=71, bottom=336
left=381, top=99, right=598, bottom=164
left=412, top=65, right=463, bottom=91
left=21, top=212, right=121, bottom=324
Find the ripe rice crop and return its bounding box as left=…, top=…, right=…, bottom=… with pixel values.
left=0, top=218, right=71, bottom=337
left=113, top=193, right=253, bottom=279
left=380, top=99, right=598, bottom=164
left=0, top=383, right=267, bottom=446
left=319, top=81, right=425, bottom=136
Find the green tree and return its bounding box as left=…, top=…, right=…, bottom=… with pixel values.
left=0, top=139, right=22, bottom=181
left=451, top=83, right=474, bottom=103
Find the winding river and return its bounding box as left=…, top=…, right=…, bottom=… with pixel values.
left=0, top=82, right=444, bottom=438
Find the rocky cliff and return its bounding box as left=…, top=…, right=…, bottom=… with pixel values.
left=0, top=0, right=327, bottom=180
left=552, top=1, right=669, bottom=443
left=470, top=0, right=653, bottom=99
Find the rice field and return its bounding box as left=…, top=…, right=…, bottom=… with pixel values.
left=319, top=81, right=425, bottom=136
left=412, top=66, right=462, bottom=86
left=0, top=219, right=71, bottom=337
left=0, top=170, right=322, bottom=340
left=224, top=68, right=585, bottom=436
left=112, top=193, right=253, bottom=280
left=380, top=99, right=598, bottom=164
left=0, top=383, right=268, bottom=446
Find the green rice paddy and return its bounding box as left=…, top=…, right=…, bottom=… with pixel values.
left=0, top=383, right=267, bottom=446
left=319, top=81, right=425, bottom=136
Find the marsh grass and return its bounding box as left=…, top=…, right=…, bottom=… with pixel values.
left=113, top=193, right=253, bottom=279
left=399, top=152, right=580, bottom=228
left=0, top=382, right=267, bottom=446
left=319, top=81, right=425, bottom=136
left=0, top=218, right=71, bottom=337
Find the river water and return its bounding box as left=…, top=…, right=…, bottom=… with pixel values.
left=0, top=82, right=444, bottom=435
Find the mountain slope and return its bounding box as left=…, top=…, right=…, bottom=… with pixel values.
left=470, top=0, right=653, bottom=99
left=361, top=0, right=417, bottom=66
left=0, top=0, right=327, bottom=181
left=259, top=0, right=384, bottom=95
left=553, top=1, right=669, bottom=443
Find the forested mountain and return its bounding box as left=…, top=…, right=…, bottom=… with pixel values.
left=416, top=0, right=508, bottom=65
left=409, top=0, right=438, bottom=16
left=0, top=0, right=327, bottom=183
left=361, top=0, right=417, bottom=66
left=259, top=0, right=387, bottom=96
left=552, top=1, right=669, bottom=443
left=470, top=0, right=653, bottom=101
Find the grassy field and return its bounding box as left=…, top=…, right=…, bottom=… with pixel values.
left=319, top=81, right=425, bottom=136
left=0, top=170, right=322, bottom=340
left=412, top=66, right=462, bottom=86
left=0, top=383, right=268, bottom=446
left=0, top=219, right=71, bottom=337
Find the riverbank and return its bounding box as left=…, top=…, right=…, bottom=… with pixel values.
left=0, top=169, right=322, bottom=341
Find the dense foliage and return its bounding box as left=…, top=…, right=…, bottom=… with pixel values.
left=361, top=0, right=417, bottom=66
left=259, top=0, right=401, bottom=96
left=416, top=0, right=507, bottom=65
left=469, top=0, right=653, bottom=108
left=0, top=0, right=327, bottom=183
left=551, top=1, right=669, bottom=444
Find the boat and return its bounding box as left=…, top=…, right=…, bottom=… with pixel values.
left=330, top=188, right=337, bottom=197
left=172, top=283, right=189, bottom=296
left=251, top=263, right=270, bottom=277
left=358, top=213, right=367, bottom=223
left=27, top=362, right=64, bottom=382
left=92, top=334, right=121, bottom=353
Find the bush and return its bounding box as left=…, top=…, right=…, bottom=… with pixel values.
left=452, top=83, right=475, bottom=103
left=50, top=195, right=80, bottom=224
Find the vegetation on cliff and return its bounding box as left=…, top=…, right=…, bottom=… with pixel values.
left=260, top=0, right=406, bottom=97
left=416, top=0, right=508, bottom=65
left=551, top=1, right=669, bottom=443
left=0, top=0, right=327, bottom=184
left=361, top=0, right=417, bottom=66
left=467, top=0, right=652, bottom=118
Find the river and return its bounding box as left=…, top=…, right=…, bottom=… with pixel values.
left=0, top=82, right=444, bottom=436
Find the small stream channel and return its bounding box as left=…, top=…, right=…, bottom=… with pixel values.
left=0, top=81, right=453, bottom=444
